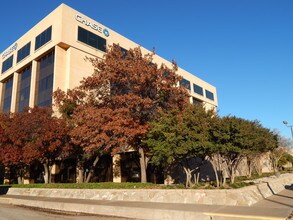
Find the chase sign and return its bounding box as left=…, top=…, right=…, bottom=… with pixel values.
left=2, top=43, right=18, bottom=59
left=75, top=14, right=110, bottom=37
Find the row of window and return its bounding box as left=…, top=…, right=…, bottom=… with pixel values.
left=1, top=51, right=54, bottom=112
left=180, top=78, right=215, bottom=101
left=1, top=26, right=52, bottom=74
left=2, top=25, right=107, bottom=74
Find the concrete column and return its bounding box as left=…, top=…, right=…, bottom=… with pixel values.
left=52, top=45, right=68, bottom=115
left=0, top=82, right=4, bottom=111
left=23, top=165, right=33, bottom=184
left=29, top=60, right=38, bottom=107
left=4, top=166, right=10, bottom=184
left=112, top=154, right=122, bottom=183
left=53, top=45, right=67, bottom=92
left=10, top=72, right=20, bottom=113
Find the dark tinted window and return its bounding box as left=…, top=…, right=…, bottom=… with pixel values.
left=1, top=55, right=13, bottom=73
left=192, top=97, right=203, bottom=106
left=35, top=26, right=52, bottom=50
left=36, top=51, right=54, bottom=107
left=17, top=65, right=32, bottom=112
left=205, top=90, right=214, bottom=101
left=2, top=76, right=13, bottom=112
left=17, top=42, right=31, bottom=63
left=179, top=78, right=191, bottom=90
left=193, top=84, right=203, bottom=96
left=78, top=26, right=106, bottom=52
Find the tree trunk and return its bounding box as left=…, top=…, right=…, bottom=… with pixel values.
left=209, top=159, right=219, bottom=187
left=17, top=165, right=24, bottom=184
left=222, top=170, right=226, bottom=186
left=76, top=160, right=84, bottom=183
left=43, top=163, right=49, bottom=184
left=194, top=172, right=200, bottom=184
left=139, top=147, right=147, bottom=183
left=183, top=166, right=194, bottom=188
left=85, top=155, right=100, bottom=183
left=247, top=159, right=252, bottom=178
left=230, top=168, right=235, bottom=184
left=17, top=176, right=23, bottom=184
left=255, top=159, right=262, bottom=176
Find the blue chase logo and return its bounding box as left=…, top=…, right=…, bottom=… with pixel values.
left=103, top=29, right=110, bottom=37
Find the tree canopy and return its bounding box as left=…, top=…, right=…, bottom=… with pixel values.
left=54, top=45, right=189, bottom=182
left=145, top=104, right=214, bottom=187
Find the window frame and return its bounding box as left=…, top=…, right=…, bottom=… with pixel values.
left=35, top=26, right=52, bottom=51
left=77, top=26, right=107, bottom=52
left=17, top=42, right=31, bottom=63
left=1, top=55, right=14, bottom=73
left=205, top=89, right=214, bottom=101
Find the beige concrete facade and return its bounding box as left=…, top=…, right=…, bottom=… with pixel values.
left=0, top=4, right=218, bottom=183
left=0, top=3, right=217, bottom=113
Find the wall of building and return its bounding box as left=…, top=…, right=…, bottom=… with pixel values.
left=0, top=3, right=217, bottom=113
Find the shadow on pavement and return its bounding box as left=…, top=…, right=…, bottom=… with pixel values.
left=285, top=184, right=293, bottom=190
left=0, top=186, right=11, bottom=195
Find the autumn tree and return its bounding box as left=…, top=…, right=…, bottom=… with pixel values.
left=145, top=104, right=213, bottom=187
left=8, top=107, right=70, bottom=183
left=54, top=45, right=189, bottom=182
left=0, top=113, right=25, bottom=184
left=0, top=113, right=13, bottom=164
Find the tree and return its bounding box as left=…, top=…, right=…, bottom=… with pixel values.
left=8, top=107, right=70, bottom=183
left=270, top=133, right=291, bottom=173
left=145, top=104, right=213, bottom=188
left=210, top=116, right=255, bottom=184
left=0, top=113, right=25, bottom=184
left=54, top=45, right=189, bottom=182
left=278, top=153, right=293, bottom=169
left=244, top=122, right=277, bottom=177
left=0, top=113, right=13, bottom=165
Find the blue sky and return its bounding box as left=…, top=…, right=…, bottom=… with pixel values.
left=1, top=0, right=293, bottom=139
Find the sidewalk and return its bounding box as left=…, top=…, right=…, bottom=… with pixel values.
left=0, top=187, right=292, bottom=220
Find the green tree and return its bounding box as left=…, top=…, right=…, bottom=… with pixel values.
left=210, top=116, right=256, bottom=184
left=278, top=153, right=293, bottom=169
left=244, top=122, right=277, bottom=177
left=270, top=133, right=291, bottom=173
left=145, top=104, right=213, bottom=188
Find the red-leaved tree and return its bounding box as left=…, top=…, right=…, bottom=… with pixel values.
left=7, top=107, right=70, bottom=183
left=54, top=45, right=189, bottom=182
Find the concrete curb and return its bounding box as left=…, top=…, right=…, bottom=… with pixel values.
left=4, top=173, right=293, bottom=206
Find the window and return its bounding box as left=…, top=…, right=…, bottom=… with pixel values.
left=1, top=55, right=13, bottom=73
left=36, top=51, right=54, bottom=107
left=192, top=97, right=203, bottom=106
left=119, top=46, right=128, bottom=58
left=35, top=26, right=52, bottom=50
left=193, top=84, right=203, bottom=96
left=2, top=76, right=13, bottom=112
left=78, top=26, right=106, bottom=52
left=179, top=78, right=191, bottom=90
left=205, top=90, right=214, bottom=101
left=17, top=42, right=31, bottom=63
left=17, top=65, right=31, bottom=112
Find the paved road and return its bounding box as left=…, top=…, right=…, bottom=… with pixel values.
left=0, top=203, right=133, bottom=220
